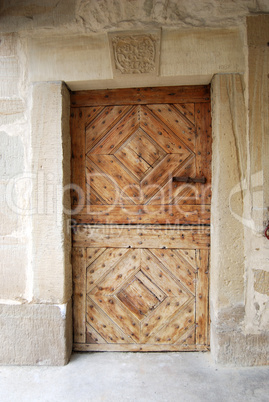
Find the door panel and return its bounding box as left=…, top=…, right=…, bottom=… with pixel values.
left=71, top=86, right=211, bottom=352
left=73, top=225, right=210, bottom=352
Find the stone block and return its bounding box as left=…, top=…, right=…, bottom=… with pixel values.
left=0, top=131, right=24, bottom=178
left=28, top=34, right=112, bottom=84
left=0, top=34, right=17, bottom=57
left=161, top=28, right=245, bottom=78
left=0, top=245, right=27, bottom=300
left=211, top=323, right=269, bottom=366
left=210, top=74, right=247, bottom=310
left=0, top=301, right=72, bottom=365
left=0, top=79, right=20, bottom=98
left=0, top=99, right=25, bottom=115
left=254, top=270, right=269, bottom=297
left=31, top=82, right=71, bottom=304
left=0, top=57, right=19, bottom=78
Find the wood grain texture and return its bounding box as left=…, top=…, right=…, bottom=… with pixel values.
left=73, top=225, right=210, bottom=249
left=72, top=98, right=211, bottom=222
left=72, top=247, right=86, bottom=344
left=196, top=249, right=209, bottom=346
left=72, top=227, right=210, bottom=351
left=71, top=85, right=211, bottom=352
left=71, top=85, right=210, bottom=107
left=74, top=343, right=209, bottom=352
left=73, top=205, right=210, bottom=225
left=70, top=108, right=86, bottom=206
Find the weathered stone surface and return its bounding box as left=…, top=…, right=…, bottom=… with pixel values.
left=31, top=82, right=71, bottom=304
left=0, top=0, right=76, bottom=33
left=28, top=34, right=112, bottom=84
left=27, top=27, right=245, bottom=90
left=244, top=15, right=269, bottom=334
left=76, top=0, right=269, bottom=32
left=0, top=301, right=72, bottom=365
left=161, top=28, right=245, bottom=78
left=211, top=322, right=269, bottom=366
left=1, top=0, right=269, bottom=34
left=0, top=33, right=17, bottom=57
left=0, top=245, right=27, bottom=300
left=0, top=131, right=24, bottom=178
left=211, top=73, right=247, bottom=311
left=0, top=38, right=21, bottom=98
left=254, top=270, right=269, bottom=296
left=0, top=132, right=25, bottom=238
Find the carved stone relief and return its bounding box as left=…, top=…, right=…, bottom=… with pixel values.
left=109, top=31, right=160, bottom=75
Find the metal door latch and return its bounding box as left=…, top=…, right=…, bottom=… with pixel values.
left=172, top=176, right=207, bottom=184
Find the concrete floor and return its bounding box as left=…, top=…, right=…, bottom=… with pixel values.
left=0, top=352, right=268, bottom=402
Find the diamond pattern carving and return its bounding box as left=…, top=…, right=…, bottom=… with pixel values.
left=87, top=248, right=195, bottom=344
left=86, top=105, right=194, bottom=205
left=72, top=88, right=211, bottom=352
left=115, top=129, right=166, bottom=181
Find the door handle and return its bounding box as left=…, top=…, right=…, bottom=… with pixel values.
left=172, top=176, right=207, bottom=184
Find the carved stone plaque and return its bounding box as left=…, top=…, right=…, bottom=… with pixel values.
left=109, top=31, right=160, bottom=75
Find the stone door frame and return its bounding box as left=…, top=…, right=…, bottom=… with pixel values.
left=29, top=74, right=248, bottom=364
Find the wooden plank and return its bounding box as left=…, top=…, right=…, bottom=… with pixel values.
left=176, top=249, right=197, bottom=270
left=86, top=184, right=104, bottom=205
left=90, top=106, right=139, bottom=155
left=147, top=302, right=195, bottom=344
left=86, top=322, right=107, bottom=344
left=86, top=106, right=132, bottom=154
left=86, top=158, right=133, bottom=205
left=86, top=247, right=106, bottom=266
left=117, top=277, right=159, bottom=320
left=73, top=225, right=211, bottom=249
left=135, top=270, right=166, bottom=301
left=196, top=249, right=209, bottom=345
left=89, top=248, right=141, bottom=295
left=88, top=154, right=140, bottom=202
left=195, top=102, right=212, bottom=205
left=141, top=249, right=190, bottom=298
left=174, top=103, right=195, bottom=125
left=86, top=298, right=131, bottom=344
left=115, top=140, right=151, bottom=181
left=72, top=204, right=211, bottom=225
left=140, top=297, right=190, bottom=343
left=72, top=247, right=86, bottom=344
left=126, top=128, right=166, bottom=166
left=70, top=108, right=86, bottom=206
left=150, top=248, right=196, bottom=295
left=84, top=105, right=104, bottom=127
left=70, top=85, right=210, bottom=107
left=74, top=343, right=209, bottom=352
left=148, top=155, right=196, bottom=205
left=140, top=108, right=192, bottom=155
left=141, top=154, right=190, bottom=203
left=86, top=248, right=129, bottom=293
left=90, top=293, right=140, bottom=342
left=175, top=324, right=196, bottom=346
left=146, top=104, right=196, bottom=151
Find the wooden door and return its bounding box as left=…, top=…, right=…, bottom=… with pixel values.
left=71, top=86, right=211, bottom=352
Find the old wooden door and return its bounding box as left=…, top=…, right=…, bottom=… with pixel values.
left=71, top=86, right=211, bottom=352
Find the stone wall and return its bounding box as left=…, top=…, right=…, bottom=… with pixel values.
left=0, top=1, right=268, bottom=365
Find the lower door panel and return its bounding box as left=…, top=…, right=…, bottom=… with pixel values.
left=72, top=225, right=210, bottom=352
